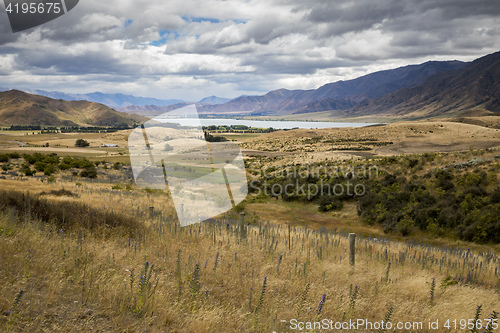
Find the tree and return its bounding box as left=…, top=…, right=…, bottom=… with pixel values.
left=75, top=139, right=90, bottom=147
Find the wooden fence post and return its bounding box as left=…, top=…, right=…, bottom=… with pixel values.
left=288, top=224, right=291, bottom=251
left=239, top=212, right=247, bottom=239
left=349, top=233, right=356, bottom=267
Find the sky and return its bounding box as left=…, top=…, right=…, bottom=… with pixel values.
left=0, top=0, right=499, bottom=102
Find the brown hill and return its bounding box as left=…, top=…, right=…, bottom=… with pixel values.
left=0, top=90, right=147, bottom=126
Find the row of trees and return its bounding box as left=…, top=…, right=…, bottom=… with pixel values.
left=202, top=125, right=277, bottom=133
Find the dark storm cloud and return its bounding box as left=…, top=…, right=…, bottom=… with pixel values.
left=242, top=54, right=359, bottom=75
left=303, top=0, right=405, bottom=35
left=15, top=48, right=136, bottom=75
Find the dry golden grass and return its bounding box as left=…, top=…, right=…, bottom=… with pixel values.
left=1, top=175, right=499, bottom=332
left=0, top=119, right=499, bottom=332
left=0, top=130, right=130, bottom=162
left=239, top=119, right=500, bottom=165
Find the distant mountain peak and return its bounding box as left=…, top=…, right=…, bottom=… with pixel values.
left=17, top=89, right=186, bottom=108
left=197, top=96, right=231, bottom=105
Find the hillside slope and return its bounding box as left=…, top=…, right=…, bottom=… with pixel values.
left=347, top=51, right=500, bottom=118
left=0, top=90, right=147, bottom=126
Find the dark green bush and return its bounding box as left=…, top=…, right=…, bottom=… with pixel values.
left=22, top=168, right=35, bottom=176
left=7, top=152, right=20, bottom=159
left=80, top=166, right=97, bottom=178
left=44, top=164, right=56, bottom=176
left=0, top=154, right=9, bottom=163
left=317, top=195, right=344, bottom=212
left=34, top=161, right=46, bottom=172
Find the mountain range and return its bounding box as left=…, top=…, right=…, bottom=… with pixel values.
left=19, top=90, right=186, bottom=108
left=12, top=90, right=231, bottom=109
left=348, top=51, right=500, bottom=118
left=199, top=60, right=469, bottom=117
left=195, top=51, right=500, bottom=119
left=0, top=90, right=146, bottom=127
left=2, top=51, right=499, bottom=123
left=115, top=96, right=232, bottom=117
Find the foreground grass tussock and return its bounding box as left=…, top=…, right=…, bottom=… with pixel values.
left=0, top=190, right=142, bottom=234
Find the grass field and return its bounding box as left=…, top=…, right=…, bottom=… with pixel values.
left=1, top=181, right=499, bottom=332
left=0, top=121, right=499, bottom=332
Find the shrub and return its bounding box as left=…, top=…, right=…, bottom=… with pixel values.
left=44, top=164, right=56, bottom=176
left=22, top=167, right=35, bottom=176
left=317, top=195, right=344, bottom=212
left=396, top=215, right=414, bottom=236
left=491, top=187, right=500, bottom=204
left=58, top=163, right=71, bottom=170
left=80, top=166, right=97, bottom=178
left=34, top=161, right=46, bottom=172
left=75, top=139, right=90, bottom=147
left=0, top=154, right=9, bottom=163
left=7, top=152, right=20, bottom=159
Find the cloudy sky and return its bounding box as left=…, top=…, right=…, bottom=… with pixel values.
left=0, top=0, right=499, bottom=101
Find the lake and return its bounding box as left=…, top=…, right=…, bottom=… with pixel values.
left=157, top=118, right=379, bottom=129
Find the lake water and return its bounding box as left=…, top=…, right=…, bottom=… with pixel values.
left=157, top=118, right=378, bottom=129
